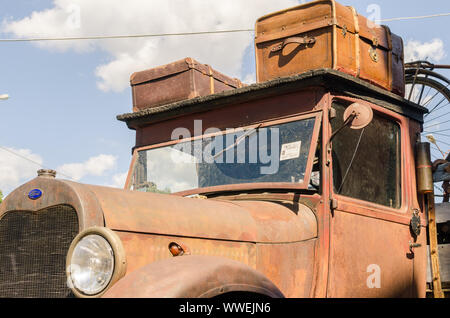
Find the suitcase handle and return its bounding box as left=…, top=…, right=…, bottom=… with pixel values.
left=270, top=36, right=316, bottom=53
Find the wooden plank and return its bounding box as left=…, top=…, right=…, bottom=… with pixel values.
left=427, top=193, right=445, bottom=298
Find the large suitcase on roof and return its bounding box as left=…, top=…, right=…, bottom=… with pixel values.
left=254, top=0, right=405, bottom=96
left=130, top=57, right=244, bottom=112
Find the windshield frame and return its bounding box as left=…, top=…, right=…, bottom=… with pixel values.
left=125, top=110, right=323, bottom=196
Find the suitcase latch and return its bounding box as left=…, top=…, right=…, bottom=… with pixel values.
left=369, top=47, right=379, bottom=62
left=372, top=36, right=379, bottom=47
left=342, top=25, right=347, bottom=37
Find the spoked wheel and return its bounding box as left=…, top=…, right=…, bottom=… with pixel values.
left=405, top=68, right=450, bottom=198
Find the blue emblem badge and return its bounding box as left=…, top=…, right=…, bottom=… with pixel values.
left=28, top=189, right=42, bottom=200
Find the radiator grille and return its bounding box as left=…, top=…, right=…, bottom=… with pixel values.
left=0, top=205, right=79, bottom=298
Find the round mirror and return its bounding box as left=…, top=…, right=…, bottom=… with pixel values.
left=343, top=103, right=373, bottom=129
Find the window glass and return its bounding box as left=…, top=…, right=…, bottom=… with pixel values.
left=131, top=117, right=318, bottom=193
left=331, top=102, right=401, bottom=208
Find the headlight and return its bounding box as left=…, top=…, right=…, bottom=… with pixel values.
left=70, top=234, right=114, bottom=295
left=66, top=227, right=127, bottom=297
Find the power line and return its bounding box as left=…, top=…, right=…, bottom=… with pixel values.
left=0, top=29, right=254, bottom=42
left=0, top=145, right=75, bottom=180
left=380, top=12, right=450, bottom=22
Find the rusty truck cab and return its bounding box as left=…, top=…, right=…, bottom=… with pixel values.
left=117, top=69, right=427, bottom=297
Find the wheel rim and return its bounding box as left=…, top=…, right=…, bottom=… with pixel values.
left=405, top=72, right=450, bottom=198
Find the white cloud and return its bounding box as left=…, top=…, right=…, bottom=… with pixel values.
left=0, top=147, right=43, bottom=196
left=404, top=38, right=446, bottom=63
left=0, top=149, right=120, bottom=196
left=2, top=0, right=300, bottom=92
left=57, top=154, right=117, bottom=181
left=242, top=73, right=256, bottom=85
left=108, top=172, right=128, bottom=189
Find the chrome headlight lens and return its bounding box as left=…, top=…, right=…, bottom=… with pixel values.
left=69, top=234, right=114, bottom=295
left=67, top=227, right=127, bottom=297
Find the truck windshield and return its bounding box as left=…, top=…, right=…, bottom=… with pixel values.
left=130, top=116, right=319, bottom=194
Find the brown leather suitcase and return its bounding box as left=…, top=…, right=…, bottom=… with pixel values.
left=130, top=57, right=244, bottom=112
left=254, top=0, right=405, bottom=96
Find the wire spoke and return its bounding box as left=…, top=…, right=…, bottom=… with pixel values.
left=421, top=84, right=434, bottom=106
left=432, top=139, right=450, bottom=147
left=417, top=83, right=428, bottom=105
left=424, top=96, right=448, bottom=116
left=423, top=127, right=450, bottom=134
left=426, top=101, right=450, bottom=116
left=424, top=131, right=450, bottom=138
left=424, top=108, right=450, bottom=122
left=421, top=90, right=443, bottom=108
left=424, top=117, right=450, bottom=130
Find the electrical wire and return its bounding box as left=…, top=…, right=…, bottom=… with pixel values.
left=0, top=145, right=75, bottom=180
left=0, top=29, right=254, bottom=42
left=379, top=12, right=450, bottom=22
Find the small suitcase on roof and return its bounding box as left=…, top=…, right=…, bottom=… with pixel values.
left=254, top=0, right=405, bottom=96
left=130, top=57, right=244, bottom=112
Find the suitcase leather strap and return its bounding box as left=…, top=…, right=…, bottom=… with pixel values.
left=207, top=65, right=214, bottom=94
left=270, top=36, right=316, bottom=53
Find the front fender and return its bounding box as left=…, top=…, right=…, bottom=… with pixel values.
left=103, top=255, right=284, bottom=298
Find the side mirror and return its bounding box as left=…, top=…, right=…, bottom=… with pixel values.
left=343, top=103, right=373, bottom=130
left=327, top=103, right=373, bottom=147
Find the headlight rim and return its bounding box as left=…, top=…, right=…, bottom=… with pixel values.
left=66, top=226, right=127, bottom=298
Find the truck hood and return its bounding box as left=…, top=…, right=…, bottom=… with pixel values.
left=1, top=176, right=317, bottom=243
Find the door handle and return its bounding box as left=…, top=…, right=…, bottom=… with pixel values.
left=409, top=241, right=422, bottom=252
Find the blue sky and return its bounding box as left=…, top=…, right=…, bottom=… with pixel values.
left=0, top=0, right=449, bottom=196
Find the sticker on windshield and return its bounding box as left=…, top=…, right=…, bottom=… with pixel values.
left=280, top=141, right=302, bottom=161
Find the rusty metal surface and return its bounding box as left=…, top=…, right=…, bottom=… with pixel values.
left=0, top=205, right=78, bottom=297
left=1, top=175, right=318, bottom=245
left=230, top=200, right=317, bottom=243
left=85, top=184, right=318, bottom=244
left=114, top=231, right=257, bottom=276
left=132, top=88, right=321, bottom=149
left=416, top=143, right=434, bottom=193
left=202, top=191, right=329, bottom=298
left=255, top=239, right=316, bottom=297
left=103, top=255, right=284, bottom=298
left=326, top=93, right=427, bottom=297
left=414, top=225, right=427, bottom=297
left=254, top=0, right=405, bottom=95
left=327, top=210, right=415, bottom=297
left=1, top=175, right=320, bottom=298
left=0, top=177, right=104, bottom=231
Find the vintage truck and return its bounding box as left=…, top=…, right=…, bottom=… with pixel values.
left=0, top=67, right=435, bottom=298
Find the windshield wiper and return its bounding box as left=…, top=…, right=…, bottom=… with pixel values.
left=213, top=124, right=262, bottom=160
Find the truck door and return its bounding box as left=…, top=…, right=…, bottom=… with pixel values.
left=327, top=100, right=416, bottom=297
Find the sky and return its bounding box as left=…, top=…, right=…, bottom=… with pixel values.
left=0, top=0, right=449, bottom=197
